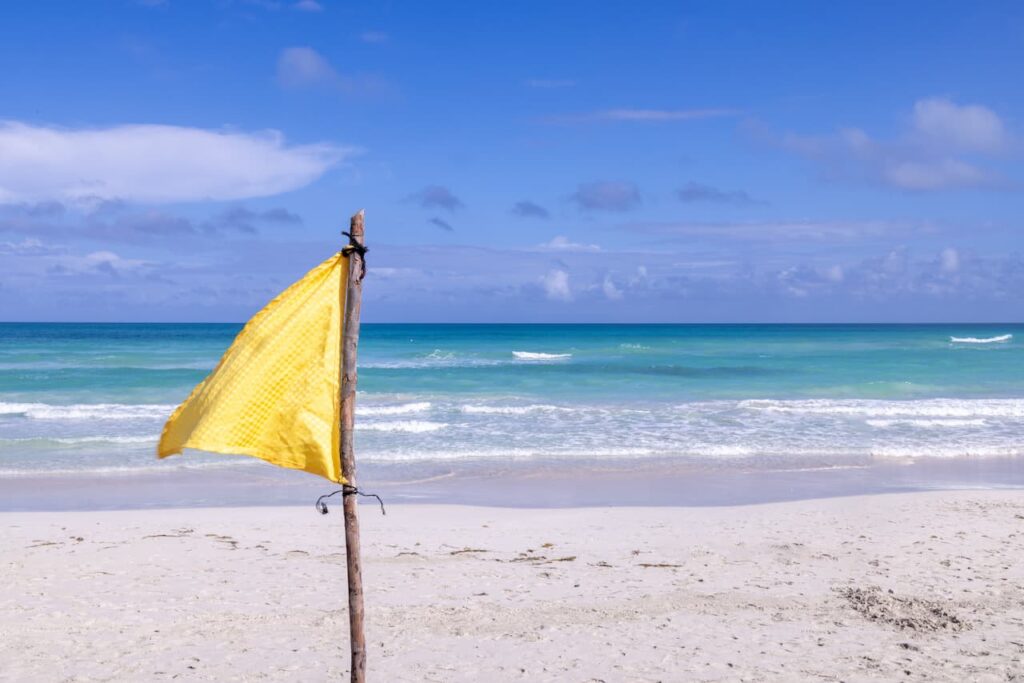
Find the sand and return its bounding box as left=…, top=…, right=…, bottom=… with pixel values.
left=2, top=491, right=1022, bottom=682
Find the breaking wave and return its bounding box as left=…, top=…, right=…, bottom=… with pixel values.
left=512, top=351, right=572, bottom=361
left=866, top=418, right=988, bottom=429
left=740, top=398, right=1024, bottom=419
left=461, top=404, right=571, bottom=415
left=950, top=334, right=1013, bottom=344
left=359, top=421, right=448, bottom=433
left=357, top=402, right=432, bottom=416
left=0, top=402, right=174, bottom=421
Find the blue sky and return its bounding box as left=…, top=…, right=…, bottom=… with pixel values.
left=1, top=0, right=1022, bottom=322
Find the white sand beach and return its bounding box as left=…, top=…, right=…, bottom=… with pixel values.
left=2, top=491, right=1022, bottom=682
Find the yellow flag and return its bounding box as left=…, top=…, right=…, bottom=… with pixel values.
left=158, top=253, right=348, bottom=483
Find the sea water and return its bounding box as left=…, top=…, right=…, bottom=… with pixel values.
left=2, top=323, right=1023, bottom=489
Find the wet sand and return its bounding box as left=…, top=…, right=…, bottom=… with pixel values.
left=2, top=453, right=1023, bottom=512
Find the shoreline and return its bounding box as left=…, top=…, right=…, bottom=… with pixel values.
left=3, top=491, right=1022, bottom=681
left=2, top=454, right=1022, bottom=512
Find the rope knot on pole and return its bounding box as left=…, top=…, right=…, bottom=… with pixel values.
left=341, top=231, right=368, bottom=281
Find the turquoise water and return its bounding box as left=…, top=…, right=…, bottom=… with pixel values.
left=1, top=323, right=1023, bottom=479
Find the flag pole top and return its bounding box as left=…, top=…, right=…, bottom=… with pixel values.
left=350, top=210, right=365, bottom=238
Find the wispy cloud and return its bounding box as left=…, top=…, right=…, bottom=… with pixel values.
left=0, top=237, right=59, bottom=255
left=537, top=236, right=600, bottom=253
left=525, top=79, right=576, bottom=89
left=775, top=97, right=1015, bottom=191
left=545, top=108, right=736, bottom=124
left=627, top=219, right=916, bottom=242
left=275, top=47, right=390, bottom=95
left=409, top=185, right=464, bottom=212
left=570, top=181, right=641, bottom=212
left=511, top=200, right=549, bottom=219
left=0, top=121, right=348, bottom=205
left=359, top=31, right=388, bottom=44
left=276, top=47, right=339, bottom=88
left=292, top=0, right=323, bottom=11
left=676, top=182, right=765, bottom=206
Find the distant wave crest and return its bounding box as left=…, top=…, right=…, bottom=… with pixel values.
left=950, top=334, right=1012, bottom=344
left=512, top=351, right=572, bottom=361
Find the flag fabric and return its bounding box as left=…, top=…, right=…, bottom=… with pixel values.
left=158, top=252, right=349, bottom=483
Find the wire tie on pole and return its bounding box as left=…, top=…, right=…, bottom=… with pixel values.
left=316, top=486, right=386, bottom=516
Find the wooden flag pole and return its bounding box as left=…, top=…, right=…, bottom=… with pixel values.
left=340, top=209, right=367, bottom=682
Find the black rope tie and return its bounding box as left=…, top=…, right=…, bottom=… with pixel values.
left=316, top=485, right=386, bottom=516
left=341, top=231, right=368, bottom=281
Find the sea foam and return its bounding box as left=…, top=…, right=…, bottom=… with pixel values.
left=866, top=418, right=988, bottom=429
left=0, top=402, right=174, bottom=420
left=357, top=402, right=432, bottom=416
left=739, top=398, right=1024, bottom=419
left=512, top=351, right=572, bottom=361
left=950, top=334, right=1013, bottom=344
left=461, top=404, right=570, bottom=415
left=359, top=420, right=448, bottom=433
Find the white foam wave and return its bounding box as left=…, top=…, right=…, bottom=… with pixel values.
left=0, top=435, right=155, bottom=445
left=686, top=444, right=755, bottom=457
left=357, top=402, right=431, bottom=416
left=461, top=404, right=570, bottom=415
left=866, top=418, right=988, bottom=429
left=360, top=446, right=659, bottom=462
left=0, top=458, right=261, bottom=478
left=0, top=402, right=175, bottom=420
left=740, top=398, right=1024, bottom=419
left=872, top=445, right=1023, bottom=459
left=950, top=334, right=1012, bottom=344
left=512, top=351, right=572, bottom=361
left=359, top=420, right=448, bottom=433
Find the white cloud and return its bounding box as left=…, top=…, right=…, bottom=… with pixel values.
left=47, top=249, right=152, bottom=276
left=912, top=98, right=1007, bottom=153
left=777, top=97, right=1013, bottom=191
left=882, top=158, right=987, bottom=191
left=292, top=0, right=323, bottom=11
left=0, top=121, right=348, bottom=205
left=602, top=274, right=623, bottom=300
left=940, top=247, right=960, bottom=273
left=359, top=31, right=389, bottom=44
left=0, top=237, right=56, bottom=255
left=537, top=235, right=601, bottom=252
left=541, top=269, right=572, bottom=302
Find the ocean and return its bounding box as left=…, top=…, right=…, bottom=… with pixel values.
left=1, top=323, right=1023, bottom=508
